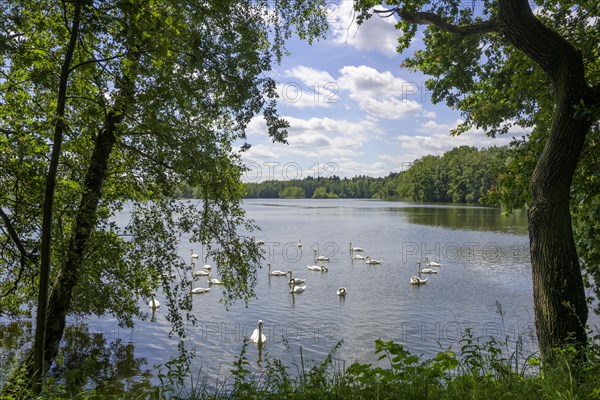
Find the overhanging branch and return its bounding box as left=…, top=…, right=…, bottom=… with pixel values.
left=374, top=8, right=498, bottom=36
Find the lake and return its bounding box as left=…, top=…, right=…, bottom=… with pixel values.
left=2, top=198, right=575, bottom=391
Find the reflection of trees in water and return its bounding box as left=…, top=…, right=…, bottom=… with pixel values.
left=401, top=206, right=528, bottom=234
left=1, top=322, right=157, bottom=397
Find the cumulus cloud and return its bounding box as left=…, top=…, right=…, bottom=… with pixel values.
left=329, top=1, right=399, bottom=56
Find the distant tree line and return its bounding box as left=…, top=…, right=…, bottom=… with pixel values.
left=228, top=146, right=508, bottom=203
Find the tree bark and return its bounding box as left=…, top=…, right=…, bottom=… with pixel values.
left=33, top=1, right=82, bottom=393
left=497, top=0, right=592, bottom=357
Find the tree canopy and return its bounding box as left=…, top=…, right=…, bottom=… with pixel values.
left=0, top=0, right=329, bottom=392
left=355, top=0, right=600, bottom=358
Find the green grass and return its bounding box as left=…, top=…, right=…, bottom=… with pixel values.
left=4, top=331, right=600, bottom=399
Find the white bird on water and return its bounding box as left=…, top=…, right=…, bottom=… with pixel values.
left=287, top=271, right=306, bottom=285
left=208, top=273, right=221, bottom=285
left=148, top=293, right=160, bottom=309
left=307, top=265, right=328, bottom=272
left=410, top=276, right=428, bottom=285
left=337, top=287, right=347, bottom=296
left=290, top=279, right=306, bottom=293
left=250, top=320, right=267, bottom=344
left=417, top=260, right=437, bottom=274
left=297, top=239, right=302, bottom=247
left=349, top=242, right=364, bottom=252
left=313, top=249, right=330, bottom=262
left=191, top=286, right=211, bottom=294
left=191, top=249, right=199, bottom=259
left=352, top=254, right=365, bottom=260
left=425, top=255, right=441, bottom=268
left=202, top=255, right=212, bottom=270
left=191, top=262, right=210, bottom=277
left=365, top=256, right=382, bottom=264
left=268, top=263, right=288, bottom=276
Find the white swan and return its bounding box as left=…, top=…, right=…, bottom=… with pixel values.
left=425, top=255, right=441, bottom=268
left=337, top=287, right=347, bottom=296
left=202, top=255, right=212, bottom=270
left=289, top=279, right=306, bottom=293
left=313, top=249, right=330, bottom=262
left=307, top=265, right=328, bottom=272
left=161, top=272, right=177, bottom=280
left=365, top=256, right=382, bottom=264
left=417, top=261, right=437, bottom=274
left=255, top=239, right=265, bottom=245
left=297, top=239, right=302, bottom=247
left=191, top=286, right=211, bottom=294
left=352, top=254, right=365, bottom=260
left=207, top=273, right=221, bottom=285
left=148, top=293, right=160, bottom=309
left=410, top=276, right=428, bottom=285
left=191, top=249, right=199, bottom=259
left=349, top=242, right=364, bottom=252
left=191, top=262, right=210, bottom=277
left=268, top=263, right=288, bottom=276
left=250, top=320, right=266, bottom=344
left=287, top=271, right=306, bottom=285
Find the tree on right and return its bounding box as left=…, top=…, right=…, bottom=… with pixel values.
left=355, top=0, right=600, bottom=360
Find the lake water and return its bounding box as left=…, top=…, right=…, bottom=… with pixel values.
left=4, top=198, right=585, bottom=391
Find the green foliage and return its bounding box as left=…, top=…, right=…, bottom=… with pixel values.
left=0, top=0, right=330, bottom=393
left=243, top=146, right=503, bottom=203
left=279, top=186, right=305, bottom=199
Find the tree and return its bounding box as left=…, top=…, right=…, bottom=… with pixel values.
left=355, top=0, right=600, bottom=359
left=0, top=0, right=328, bottom=394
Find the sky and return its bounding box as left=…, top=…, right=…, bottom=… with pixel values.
left=240, top=1, right=519, bottom=182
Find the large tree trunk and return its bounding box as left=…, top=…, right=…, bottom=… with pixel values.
left=528, top=100, right=591, bottom=357
left=498, top=0, right=593, bottom=359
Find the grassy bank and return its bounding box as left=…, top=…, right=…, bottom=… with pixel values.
left=11, top=330, right=599, bottom=400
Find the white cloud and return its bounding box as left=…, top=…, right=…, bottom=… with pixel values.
left=284, top=66, right=335, bottom=86
left=329, top=1, right=399, bottom=56
left=337, top=65, right=423, bottom=119
left=395, top=121, right=518, bottom=163
left=338, top=65, right=409, bottom=97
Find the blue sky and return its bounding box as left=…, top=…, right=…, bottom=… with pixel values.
left=241, top=1, right=521, bottom=182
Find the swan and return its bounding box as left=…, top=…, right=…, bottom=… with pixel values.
left=207, top=273, right=221, bottom=285
left=191, top=249, right=199, bottom=259
left=307, top=265, right=328, bottom=272
left=365, top=256, right=382, bottom=264
left=352, top=254, right=365, bottom=260
left=425, top=255, right=441, bottom=268
left=287, top=271, right=306, bottom=285
left=202, top=255, right=212, bottom=270
left=349, top=242, right=364, bottom=252
left=417, top=261, right=437, bottom=274
left=161, top=272, right=177, bottom=280
left=289, top=279, right=306, bottom=293
left=337, top=287, right=347, bottom=296
left=191, top=262, right=210, bottom=277
left=255, top=239, right=265, bottom=245
left=191, top=286, right=211, bottom=294
left=250, top=320, right=266, bottom=344
left=297, top=239, right=302, bottom=247
left=268, top=263, right=288, bottom=276
left=313, top=249, right=330, bottom=262
left=410, top=276, right=428, bottom=285
left=148, top=293, right=160, bottom=309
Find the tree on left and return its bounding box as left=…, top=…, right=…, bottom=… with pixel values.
left=0, top=0, right=329, bottom=395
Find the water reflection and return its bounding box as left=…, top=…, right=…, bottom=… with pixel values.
left=399, top=205, right=528, bottom=234
left=0, top=322, right=157, bottom=398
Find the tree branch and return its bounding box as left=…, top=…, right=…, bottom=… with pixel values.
left=374, top=8, right=498, bottom=36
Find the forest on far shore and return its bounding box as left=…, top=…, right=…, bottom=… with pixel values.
left=175, top=145, right=511, bottom=204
